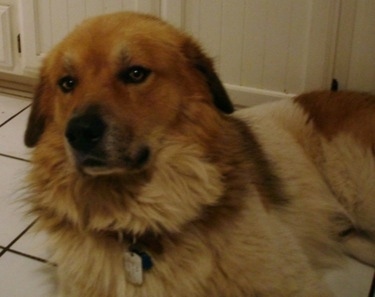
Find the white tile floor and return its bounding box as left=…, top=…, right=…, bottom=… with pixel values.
left=0, top=93, right=56, bottom=297
left=0, top=92, right=374, bottom=297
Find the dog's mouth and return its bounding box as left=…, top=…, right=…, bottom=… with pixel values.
left=69, top=144, right=151, bottom=176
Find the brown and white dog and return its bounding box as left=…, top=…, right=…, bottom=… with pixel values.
left=24, top=12, right=375, bottom=297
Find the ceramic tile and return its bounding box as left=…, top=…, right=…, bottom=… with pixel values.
left=0, top=93, right=30, bottom=125
left=0, top=156, right=32, bottom=246
left=11, top=226, right=51, bottom=262
left=0, top=107, right=32, bottom=160
left=0, top=251, right=56, bottom=297
left=325, top=258, right=373, bottom=297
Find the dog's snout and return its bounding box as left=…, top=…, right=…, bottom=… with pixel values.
left=65, top=113, right=107, bottom=153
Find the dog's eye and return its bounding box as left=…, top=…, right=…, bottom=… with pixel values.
left=58, top=76, right=77, bottom=93
left=118, top=66, right=151, bottom=84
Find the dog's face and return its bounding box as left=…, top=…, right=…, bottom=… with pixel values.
left=25, top=13, right=233, bottom=176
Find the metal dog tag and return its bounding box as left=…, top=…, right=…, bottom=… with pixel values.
left=124, top=251, right=143, bottom=285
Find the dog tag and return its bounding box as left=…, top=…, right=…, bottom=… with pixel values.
left=130, top=247, right=153, bottom=271
left=124, top=251, right=143, bottom=285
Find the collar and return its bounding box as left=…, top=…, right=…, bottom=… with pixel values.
left=104, top=230, right=164, bottom=255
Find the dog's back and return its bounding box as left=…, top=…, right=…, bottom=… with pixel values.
left=236, top=91, right=375, bottom=268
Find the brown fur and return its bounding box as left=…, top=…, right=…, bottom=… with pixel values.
left=295, top=91, right=375, bottom=149
left=24, top=12, right=375, bottom=297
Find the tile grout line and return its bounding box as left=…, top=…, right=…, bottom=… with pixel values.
left=0, top=153, right=30, bottom=163
left=0, top=104, right=31, bottom=128
left=0, top=102, right=32, bottom=163
left=0, top=220, right=56, bottom=266
left=0, top=219, right=36, bottom=258
left=1, top=246, right=54, bottom=266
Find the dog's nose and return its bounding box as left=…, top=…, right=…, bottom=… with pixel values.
left=65, top=113, right=107, bottom=153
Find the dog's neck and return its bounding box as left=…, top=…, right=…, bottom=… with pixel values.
left=103, top=229, right=165, bottom=255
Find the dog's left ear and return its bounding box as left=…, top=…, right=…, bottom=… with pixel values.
left=182, top=40, right=234, bottom=114
left=24, top=73, right=52, bottom=147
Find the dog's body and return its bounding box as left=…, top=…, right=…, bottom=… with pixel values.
left=236, top=92, right=375, bottom=270
left=24, top=12, right=375, bottom=297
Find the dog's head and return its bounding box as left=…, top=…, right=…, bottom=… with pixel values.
left=25, top=12, right=233, bottom=176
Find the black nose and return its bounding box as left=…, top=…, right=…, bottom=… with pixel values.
left=65, top=112, right=107, bottom=153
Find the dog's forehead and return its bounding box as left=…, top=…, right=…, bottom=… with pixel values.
left=68, top=14, right=181, bottom=49
left=53, top=14, right=185, bottom=71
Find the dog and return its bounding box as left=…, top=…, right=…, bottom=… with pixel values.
left=24, top=12, right=375, bottom=297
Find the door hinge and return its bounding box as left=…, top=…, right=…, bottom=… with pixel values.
left=331, top=78, right=339, bottom=91
left=17, top=34, right=21, bottom=53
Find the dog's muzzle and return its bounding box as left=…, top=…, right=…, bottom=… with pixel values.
left=65, top=110, right=150, bottom=174
left=65, top=111, right=108, bottom=168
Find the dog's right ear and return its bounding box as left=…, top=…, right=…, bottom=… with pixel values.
left=182, top=40, right=234, bottom=114
left=24, top=74, right=52, bottom=147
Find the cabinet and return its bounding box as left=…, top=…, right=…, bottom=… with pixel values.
left=0, top=5, right=12, bottom=68
left=0, top=0, right=374, bottom=105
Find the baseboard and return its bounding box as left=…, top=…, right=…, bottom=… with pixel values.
left=0, top=73, right=36, bottom=98
left=225, top=83, right=295, bottom=107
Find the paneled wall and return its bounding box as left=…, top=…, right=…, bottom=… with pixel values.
left=34, top=0, right=161, bottom=55
left=185, top=0, right=310, bottom=93
left=183, top=0, right=339, bottom=104
left=334, top=0, right=375, bottom=93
